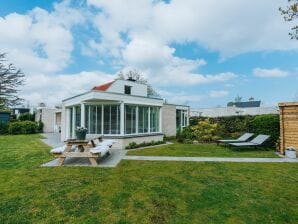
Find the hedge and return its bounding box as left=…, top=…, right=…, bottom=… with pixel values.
left=8, top=121, right=39, bottom=135
left=190, top=114, right=279, bottom=147
left=248, top=114, right=280, bottom=147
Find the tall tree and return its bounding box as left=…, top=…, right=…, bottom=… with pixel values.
left=0, top=53, right=25, bottom=109
left=280, top=0, right=298, bottom=40
left=117, top=69, right=160, bottom=97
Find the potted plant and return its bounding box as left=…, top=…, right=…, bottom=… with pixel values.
left=285, top=147, right=296, bottom=159
left=75, top=127, right=88, bottom=140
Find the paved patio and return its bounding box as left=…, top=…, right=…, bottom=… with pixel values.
left=41, top=133, right=127, bottom=168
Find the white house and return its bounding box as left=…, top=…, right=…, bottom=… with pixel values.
left=61, top=79, right=189, bottom=148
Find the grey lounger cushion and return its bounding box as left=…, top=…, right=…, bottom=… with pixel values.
left=218, top=133, right=254, bottom=143
left=229, top=135, right=270, bottom=147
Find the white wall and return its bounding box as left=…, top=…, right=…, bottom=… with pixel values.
left=108, top=80, right=148, bottom=97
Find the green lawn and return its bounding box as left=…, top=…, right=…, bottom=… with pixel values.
left=0, top=135, right=297, bottom=223
left=127, top=143, right=278, bottom=158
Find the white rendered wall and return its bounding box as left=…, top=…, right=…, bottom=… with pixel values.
left=108, top=80, right=147, bottom=97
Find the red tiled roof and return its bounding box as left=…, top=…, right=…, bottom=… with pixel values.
left=92, top=81, right=114, bottom=91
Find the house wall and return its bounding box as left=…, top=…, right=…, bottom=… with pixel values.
left=279, top=102, right=298, bottom=155
left=36, top=108, right=56, bottom=133
left=108, top=80, right=147, bottom=97
left=162, top=104, right=177, bottom=137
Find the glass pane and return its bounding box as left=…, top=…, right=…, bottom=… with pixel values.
left=69, top=108, right=73, bottom=137
left=89, top=106, right=96, bottom=134
left=125, top=105, right=136, bottom=134
left=104, top=105, right=110, bottom=134
left=96, top=105, right=102, bottom=134
left=150, top=107, right=160, bottom=132
left=75, top=106, right=81, bottom=128
left=85, top=105, right=89, bottom=134
left=138, top=106, right=149, bottom=133
left=111, top=105, right=120, bottom=134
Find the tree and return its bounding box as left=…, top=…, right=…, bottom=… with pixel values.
left=0, top=53, right=25, bottom=109
left=117, top=69, right=160, bottom=97
left=280, top=0, right=298, bottom=40
left=234, top=95, right=242, bottom=103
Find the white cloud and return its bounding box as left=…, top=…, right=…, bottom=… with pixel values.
left=209, top=90, right=229, bottom=98
left=20, top=71, right=116, bottom=106
left=0, top=0, right=84, bottom=75
left=87, top=0, right=298, bottom=59
left=253, top=68, right=289, bottom=78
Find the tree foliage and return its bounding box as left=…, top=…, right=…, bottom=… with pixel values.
left=0, top=53, right=25, bottom=109
left=117, top=69, right=160, bottom=97
left=280, top=0, right=298, bottom=40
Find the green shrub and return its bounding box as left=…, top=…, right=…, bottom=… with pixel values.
left=191, top=120, right=221, bottom=142
left=248, top=114, right=279, bottom=147
left=177, top=127, right=195, bottom=143
left=8, top=121, right=38, bottom=135
left=37, top=121, right=44, bottom=133
left=18, top=113, right=35, bottom=121
left=0, top=122, right=8, bottom=134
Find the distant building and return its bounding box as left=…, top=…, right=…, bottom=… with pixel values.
left=191, top=106, right=278, bottom=118
left=35, top=107, right=62, bottom=133
left=227, top=100, right=261, bottom=108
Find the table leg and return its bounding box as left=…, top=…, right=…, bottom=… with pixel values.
left=89, top=158, right=98, bottom=166
left=58, top=157, right=65, bottom=166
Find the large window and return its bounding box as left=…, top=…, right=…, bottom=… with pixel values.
left=138, top=106, right=149, bottom=133
left=75, top=106, right=81, bottom=128
left=85, top=105, right=101, bottom=134
left=176, top=109, right=188, bottom=130
left=104, top=105, right=120, bottom=134
left=85, top=104, right=119, bottom=134
left=150, top=107, right=160, bottom=132
left=125, top=105, right=137, bottom=134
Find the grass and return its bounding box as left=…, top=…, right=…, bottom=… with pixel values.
left=127, top=142, right=278, bottom=158
left=0, top=134, right=297, bottom=223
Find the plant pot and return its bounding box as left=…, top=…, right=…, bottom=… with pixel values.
left=285, top=148, right=296, bottom=159
left=76, top=130, right=87, bottom=140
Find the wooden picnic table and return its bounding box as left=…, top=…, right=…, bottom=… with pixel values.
left=56, top=139, right=99, bottom=166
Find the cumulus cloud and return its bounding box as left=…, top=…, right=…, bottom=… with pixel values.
left=253, top=68, right=289, bottom=78
left=87, top=0, right=298, bottom=59
left=0, top=0, right=84, bottom=75
left=20, top=71, right=116, bottom=106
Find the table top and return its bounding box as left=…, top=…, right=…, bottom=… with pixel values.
left=64, top=139, right=89, bottom=144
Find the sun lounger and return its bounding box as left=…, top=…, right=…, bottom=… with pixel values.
left=229, top=134, right=270, bottom=148
left=218, top=133, right=254, bottom=144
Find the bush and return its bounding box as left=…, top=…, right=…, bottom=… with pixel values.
left=248, top=114, right=279, bottom=147
left=37, top=121, right=44, bottom=133
left=0, top=122, right=8, bottom=134
left=18, top=113, right=35, bottom=121
left=191, top=120, right=221, bottom=142
left=190, top=115, right=254, bottom=137
left=177, top=127, right=195, bottom=143
left=8, top=121, right=38, bottom=135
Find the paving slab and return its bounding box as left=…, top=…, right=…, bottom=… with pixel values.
left=123, top=156, right=298, bottom=163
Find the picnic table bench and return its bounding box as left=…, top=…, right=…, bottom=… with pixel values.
left=55, top=139, right=99, bottom=166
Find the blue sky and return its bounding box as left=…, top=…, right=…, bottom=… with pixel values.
left=0, top=0, right=297, bottom=107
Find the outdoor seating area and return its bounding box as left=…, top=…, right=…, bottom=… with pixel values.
left=50, top=137, right=117, bottom=166
left=218, top=133, right=270, bottom=148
